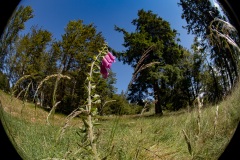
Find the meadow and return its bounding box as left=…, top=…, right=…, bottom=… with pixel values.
left=1, top=84, right=240, bottom=160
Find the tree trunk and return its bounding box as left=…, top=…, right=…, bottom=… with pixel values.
left=222, top=54, right=234, bottom=87
left=209, top=65, right=221, bottom=102
left=153, top=81, right=163, bottom=115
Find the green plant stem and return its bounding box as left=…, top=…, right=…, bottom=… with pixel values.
left=87, top=114, right=99, bottom=159
left=86, top=53, right=101, bottom=160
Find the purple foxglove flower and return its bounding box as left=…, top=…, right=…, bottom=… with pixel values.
left=104, top=54, right=114, bottom=63
left=107, top=52, right=116, bottom=62
left=100, top=63, right=108, bottom=79
left=102, top=57, right=111, bottom=69
left=100, top=52, right=116, bottom=79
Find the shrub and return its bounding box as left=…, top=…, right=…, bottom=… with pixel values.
left=0, top=71, right=10, bottom=92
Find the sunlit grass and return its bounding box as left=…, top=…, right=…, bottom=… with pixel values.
left=1, top=84, right=240, bottom=159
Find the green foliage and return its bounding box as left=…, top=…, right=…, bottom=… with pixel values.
left=0, top=71, right=10, bottom=92
left=102, top=94, right=142, bottom=115
left=50, top=20, right=110, bottom=114
left=179, top=0, right=240, bottom=104
left=8, top=26, right=53, bottom=101
left=96, top=70, right=117, bottom=115
left=115, top=9, right=192, bottom=113
left=178, top=0, right=220, bottom=38
left=0, top=5, right=34, bottom=69
left=7, top=15, right=117, bottom=115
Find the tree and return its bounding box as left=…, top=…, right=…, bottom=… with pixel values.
left=50, top=20, right=115, bottom=114
left=178, top=0, right=220, bottom=39
left=8, top=26, right=52, bottom=100
left=96, top=70, right=117, bottom=115
left=0, top=5, right=33, bottom=70
left=115, top=9, right=184, bottom=115
left=178, top=0, right=240, bottom=103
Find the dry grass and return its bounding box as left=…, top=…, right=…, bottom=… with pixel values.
left=0, top=90, right=80, bottom=127
left=1, top=84, right=240, bottom=159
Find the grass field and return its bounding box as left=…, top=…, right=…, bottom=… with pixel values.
left=1, top=84, right=240, bottom=160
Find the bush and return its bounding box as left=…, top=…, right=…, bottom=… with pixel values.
left=0, top=71, right=10, bottom=92
left=102, top=94, right=142, bottom=115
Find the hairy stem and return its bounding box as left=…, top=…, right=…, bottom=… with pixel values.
left=86, top=51, right=101, bottom=160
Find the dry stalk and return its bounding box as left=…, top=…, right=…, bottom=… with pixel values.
left=209, top=17, right=240, bottom=52
left=182, top=129, right=193, bottom=156
left=12, top=75, right=31, bottom=95
left=214, top=105, right=219, bottom=135
left=20, top=81, right=32, bottom=115
left=140, top=101, right=149, bottom=115
left=197, top=96, right=203, bottom=135
left=34, top=73, right=71, bottom=126
left=23, top=81, right=32, bottom=100
left=127, top=46, right=155, bottom=90
left=34, top=74, right=71, bottom=100
left=134, top=45, right=154, bottom=72
left=13, top=75, right=32, bottom=88
left=57, top=109, right=84, bottom=141
left=16, top=88, right=26, bottom=99
left=134, top=62, right=161, bottom=81
left=46, top=101, right=61, bottom=125
left=102, top=100, right=116, bottom=107
left=128, top=61, right=161, bottom=90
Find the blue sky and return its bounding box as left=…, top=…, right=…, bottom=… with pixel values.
left=19, top=0, right=198, bottom=94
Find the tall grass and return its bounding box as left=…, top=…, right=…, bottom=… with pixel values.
left=1, top=78, right=240, bottom=160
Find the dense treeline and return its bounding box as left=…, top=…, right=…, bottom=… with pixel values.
left=178, top=0, right=240, bottom=101
left=0, top=1, right=239, bottom=115
left=0, top=5, right=118, bottom=115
